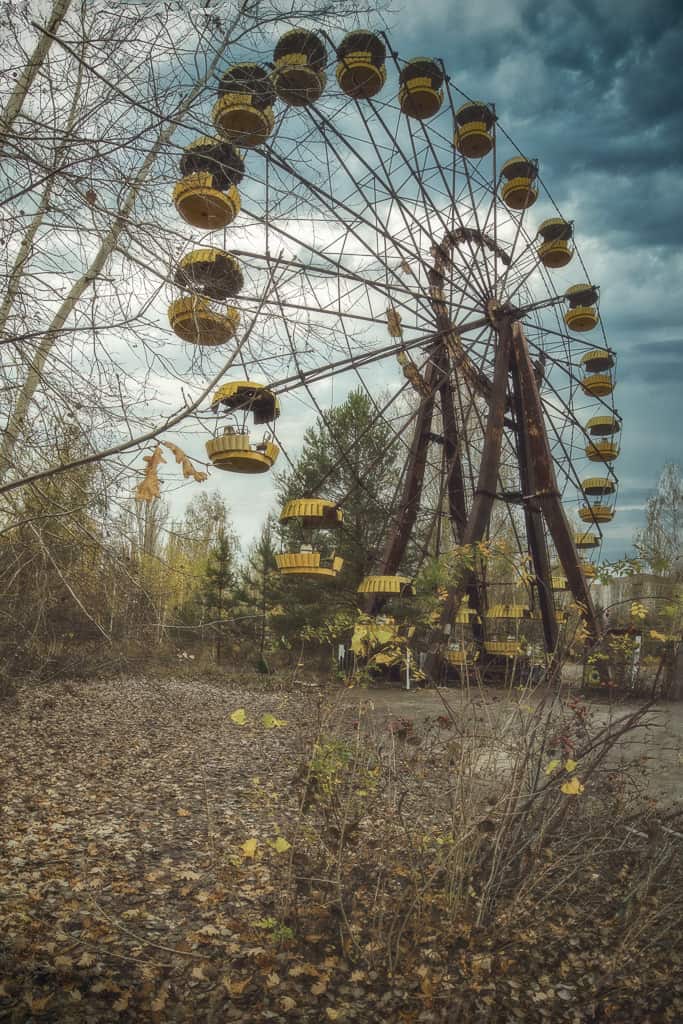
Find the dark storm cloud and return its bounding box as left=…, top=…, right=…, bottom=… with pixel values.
left=398, top=1, right=683, bottom=247
left=616, top=339, right=683, bottom=383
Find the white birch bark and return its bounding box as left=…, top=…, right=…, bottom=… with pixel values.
left=0, top=0, right=73, bottom=154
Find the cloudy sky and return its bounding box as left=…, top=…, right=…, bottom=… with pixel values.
left=157, top=0, right=682, bottom=565
left=390, top=0, right=683, bottom=559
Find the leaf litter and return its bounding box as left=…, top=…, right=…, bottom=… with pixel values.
left=0, top=675, right=681, bottom=1022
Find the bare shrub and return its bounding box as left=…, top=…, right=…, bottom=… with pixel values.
left=278, top=681, right=683, bottom=1020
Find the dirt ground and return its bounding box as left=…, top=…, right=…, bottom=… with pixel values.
left=1, top=676, right=681, bottom=1022
left=350, top=684, right=683, bottom=801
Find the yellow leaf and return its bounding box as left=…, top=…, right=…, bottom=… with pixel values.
left=265, top=972, right=280, bottom=988
left=78, top=953, right=96, bottom=968
left=177, top=808, right=191, bottom=817
left=326, top=1011, right=341, bottom=1021
left=162, top=441, right=208, bottom=483
left=271, top=836, right=291, bottom=854
left=280, top=995, right=297, bottom=1011
left=561, top=777, right=585, bottom=795
left=564, top=759, right=578, bottom=773
left=262, top=713, right=287, bottom=729
left=241, top=838, right=258, bottom=859
left=230, top=708, right=247, bottom=726
left=191, top=966, right=207, bottom=981
left=311, top=980, right=327, bottom=996
left=135, top=445, right=166, bottom=503
left=544, top=759, right=561, bottom=775
left=113, top=994, right=130, bottom=1012
left=420, top=972, right=433, bottom=997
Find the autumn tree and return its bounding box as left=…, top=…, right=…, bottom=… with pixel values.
left=202, top=529, right=236, bottom=664
left=636, top=463, right=682, bottom=574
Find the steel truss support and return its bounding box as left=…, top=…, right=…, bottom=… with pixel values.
left=423, top=318, right=512, bottom=680
left=364, top=344, right=445, bottom=614
left=510, top=322, right=600, bottom=637
left=423, top=319, right=600, bottom=682
left=508, top=336, right=558, bottom=654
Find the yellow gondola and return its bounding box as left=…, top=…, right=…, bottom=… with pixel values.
left=212, top=63, right=276, bottom=147
left=581, top=372, right=614, bottom=397
left=210, top=380, right=280, bottom=422
left=174, top=248, right=244, bottom=300
left=280, top=498, right=343, bottom=528
left=276, top=498, right=344, bottom=578
left=586, top=414, right=620, bottom=437
left=552, top=575, right=568, bottom=589
left=336, top=31, right=386, bottom=99
left=272, top=30, right=327, bottom=107
left=585, top=440, right=619, bottom=462
left=276, top=550, right=344, bottom=577
left=206, top=430, right=279, bottom=474
left=484, top=640, right=527, bottom=657
left=582, top=477, right=616, bottom=497
left=357, top=575, right=416, bottom=596
left=446, top=647, right=478, bottom=666
left=168, top=295, right=240, bottom=346
left=580, top=348, right=614, bottom=372
left=453, top=101, right=494, bottom=158
left=486, top=603, right=535, bottom=619
left=580, top=560, right=597, bottom=579
left=575, top=531, right=600, bottom=549
left=500, top=156, right=538, bottom=209
left=206, top=381, right=280, bottom=474
left=579, top=503, right=614, bottom=524
left=173, top=175, right=240, bottom=231
left=564, top=284, right=599, bottom=332
left=398, top=58, right=444, bottom=119
left=537, top=217, right=574, bottom=268
left=173, top=137, right=244, bottom=229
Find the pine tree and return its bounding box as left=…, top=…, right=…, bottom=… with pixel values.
left=275, top=389, right=401, bottom=633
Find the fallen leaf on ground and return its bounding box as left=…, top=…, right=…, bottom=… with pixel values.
left=224, top=977, right=250, bottom=996
left=241, top=838, right=258, bottom=859
left=262, top=713, right=287, bottom=728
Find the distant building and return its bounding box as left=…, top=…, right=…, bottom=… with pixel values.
left=590, top=573, right=678, bottom=627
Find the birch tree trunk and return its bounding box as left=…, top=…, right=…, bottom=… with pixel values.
left=0, top=5, right=245, bottom=482
left=0, top=0, right=73, bottom=154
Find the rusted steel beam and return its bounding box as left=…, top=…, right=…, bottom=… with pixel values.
left=365, top=346, right=445, bottom=612
left=438, top=355, right=467, bottom=544
left=509, top=340, right=559, bottom=653
left=438, top=360, right=485, bottom=641
left=424, top=319, right=513, bottom=679
left=510, top=323, right=600, bottom=640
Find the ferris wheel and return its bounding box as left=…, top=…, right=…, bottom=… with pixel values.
left=165, top=27, right=620, bottom=675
